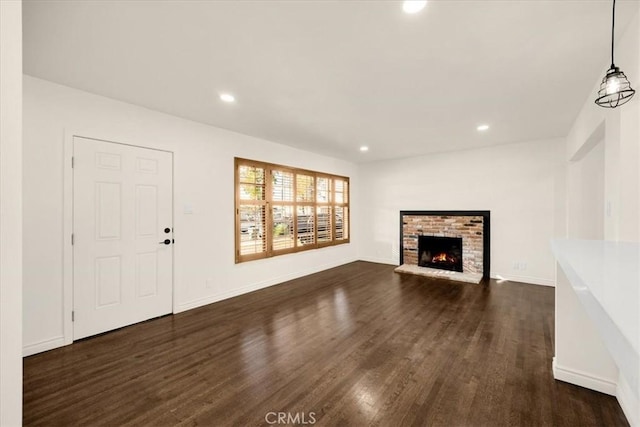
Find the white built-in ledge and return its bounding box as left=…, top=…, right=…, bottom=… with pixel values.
left=552, top=239, right=639, bottom=425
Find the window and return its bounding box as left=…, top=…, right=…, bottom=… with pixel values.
left=235, top=158, right=350, bottom=263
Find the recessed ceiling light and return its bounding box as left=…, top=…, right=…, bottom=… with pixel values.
left=219, top=93, right=235, bottom=103
left=403, top=1, right=427, bottom=14
left=360, top=146, right=369, bottom=152
left=477, top=124, right=490, bottom=131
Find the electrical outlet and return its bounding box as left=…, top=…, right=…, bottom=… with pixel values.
left=520, top=262, right=527, bottom=271
left=206, top=279, right=213, bottom=289
left=512, top=262, right=520, bottom=270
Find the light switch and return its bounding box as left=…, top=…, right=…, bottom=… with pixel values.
left=184, top=203, right=194, bottom=214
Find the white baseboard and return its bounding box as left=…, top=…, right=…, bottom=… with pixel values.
left=552, top=358, right=617, bottom=396
left=617, top=373, right=639, bottom=427
left=175, top=258, right=358, bottom=313
left=23, top=335, right=67, bottom=357
left=357, top=256, right=397, bottom=266
left=492, top=272, right=555, bottom=287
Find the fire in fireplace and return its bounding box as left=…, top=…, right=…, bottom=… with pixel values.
left=418, top=236, right=463, bottom=272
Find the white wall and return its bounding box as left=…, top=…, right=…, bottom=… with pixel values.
left=0, top=0, right=23, bottom=424
left=23, top=76, right=359, bottom=355
left=566, top=7, right=640, bottom=243
left=357, top=138, right=564, bottom=286
left=567, top=139, right=605, bottom=239
left=559, top=5, right=640, bottom=425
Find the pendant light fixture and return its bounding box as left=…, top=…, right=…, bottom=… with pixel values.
left=595, top=0, right=635, bottom=108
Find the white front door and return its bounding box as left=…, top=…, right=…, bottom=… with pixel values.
left=73, top=137, right=173, bottom=340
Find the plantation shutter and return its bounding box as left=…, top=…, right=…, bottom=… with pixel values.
left=334, top=178, right=349, bottom=241
left=236, top=162, right=267, bottom=262
left=271, top=168, right=296, bottom=253
left=235, top=158, right=349, bottom=263
left=296, top=173, right=315, bottom=247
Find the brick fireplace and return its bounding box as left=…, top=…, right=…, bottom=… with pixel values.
left=396, top=210, right=490, bottom=283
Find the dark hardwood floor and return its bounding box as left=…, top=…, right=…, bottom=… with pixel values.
left=24, top=261, right=628, bottom=426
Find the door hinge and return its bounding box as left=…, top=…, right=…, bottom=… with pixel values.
left=72, top=311, right=75, bottom=322
left=71, top=156, right=75, bottom=168
left=71, top=233, right=74, bottom=245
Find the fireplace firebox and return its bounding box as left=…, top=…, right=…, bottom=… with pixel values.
left=418, top=236, right=463, bottom=272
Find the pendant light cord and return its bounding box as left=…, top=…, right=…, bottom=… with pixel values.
left=611, top=0, right=616, bottom=67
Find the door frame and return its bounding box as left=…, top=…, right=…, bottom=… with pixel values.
left=62, top=130, right=175, bottom=346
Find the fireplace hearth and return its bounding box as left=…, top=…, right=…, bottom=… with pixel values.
left=418, top=236, right=463, bottom=272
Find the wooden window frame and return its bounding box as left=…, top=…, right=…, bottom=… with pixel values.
left=235, top=157, right=350, bottom=263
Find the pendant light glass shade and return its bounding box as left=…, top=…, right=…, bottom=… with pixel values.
left=595, top=0, right=635, bottom=108
left=595, top=66, right=635, bottom=108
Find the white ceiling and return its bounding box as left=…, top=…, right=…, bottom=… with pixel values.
left=22, top=0, right=637, bottom=163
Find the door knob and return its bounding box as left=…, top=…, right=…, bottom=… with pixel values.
left=159, top=239, right=171, bottom=245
